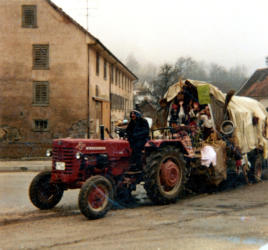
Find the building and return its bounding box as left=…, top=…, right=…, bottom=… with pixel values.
left=237, top=68, right=268, bottom=109
left=0, top=0, right=137, bottom=157
left=134, top=80, right=152, bottom=104
left=133, top=81, right=157, bottom=122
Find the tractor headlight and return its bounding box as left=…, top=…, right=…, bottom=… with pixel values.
left=46, top=149, right=52, bottom=157
left=75, top=152, right=82, bottom=159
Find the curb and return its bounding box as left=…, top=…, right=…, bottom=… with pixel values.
left=0, top=165, right=51, bottom=172
left=0, top=160, right=51, bottom=172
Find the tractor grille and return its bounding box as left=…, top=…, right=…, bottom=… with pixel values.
left=52, top=147, right=74, bottom=174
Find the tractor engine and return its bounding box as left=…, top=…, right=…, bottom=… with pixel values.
left=48, top=138, right=132, bottom=189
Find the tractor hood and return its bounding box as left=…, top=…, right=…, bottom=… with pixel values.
left=53, top=138, right=131, bottom=158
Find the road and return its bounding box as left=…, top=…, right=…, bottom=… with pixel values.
left=1, top=172, right=268, bottom=250
left=0, top=172, right=79, bottom=215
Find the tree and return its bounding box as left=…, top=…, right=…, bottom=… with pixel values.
left=227, top=65, right=247, bottom=90
left=138, top=63, right=158, bottom=83
left=174, top=57, right=208, bottom=81
left=151, top=64, right=178, bottom=107
left=125, top=54, right=140, bottom=75
left=208, top=63, right=247, bottom=92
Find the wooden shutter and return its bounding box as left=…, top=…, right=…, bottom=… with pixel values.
left=33, top=81, right=49, bottom=105
left=33, top=45, right=49, bottom=69
left=22, top=5, right=37, bottom=28
left=96, top=52, right=100, bottom=75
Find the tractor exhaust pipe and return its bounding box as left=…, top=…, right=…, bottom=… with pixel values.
left=100, top=125, right=104, bottom=140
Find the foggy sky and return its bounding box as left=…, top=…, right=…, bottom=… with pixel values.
left=53, top=0, right=268, bottom=75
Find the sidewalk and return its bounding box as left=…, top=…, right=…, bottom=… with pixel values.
left=0, top=159, right=51, bottom=172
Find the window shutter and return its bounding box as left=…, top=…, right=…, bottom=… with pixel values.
left=33, top=81, right=49, bottom=105
left=33, top=45, right=49, bottom=69
left=96, top=52, right=100, bottom=75
left=22, top=5, right=37, bottom=28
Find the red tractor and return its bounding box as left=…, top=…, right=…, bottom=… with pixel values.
left=29, top=126, right=192, bottom=219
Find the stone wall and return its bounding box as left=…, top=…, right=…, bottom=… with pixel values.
left=0, top=142, right=51, bottom=159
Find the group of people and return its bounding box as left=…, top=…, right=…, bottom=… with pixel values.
left=124, top=92, right=214, bottom=171
left=169, top=92, right=213, bottom=140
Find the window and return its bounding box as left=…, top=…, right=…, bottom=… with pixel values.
left=123, top=75, right=126, bottom=90
left=96, top=85, right=99, bottom=96
left=33, top=44, right=49, bottom=69
left=115, top=69, right=118, bottom=85
left=96, top=52, right=100, bottom=75
left=110, top=65, right=114, bottom=83
left=129, top=81, right=132, bottom=93
left=111, top=93, right=125, bottom=110
left=22, top=5, right=37, bottom=28
left=33, top=120, right=48, bottom=132
left=104, top=60, right=107, bottom=79
left=33, top=81, right=49, bottom=105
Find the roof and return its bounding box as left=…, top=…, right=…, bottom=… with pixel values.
left=46, top=0, right=137, bottom=80
left=237, top=68, right=268, bottom=97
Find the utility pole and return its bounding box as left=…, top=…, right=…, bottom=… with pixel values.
left=86, top=0, right=89, bottom=31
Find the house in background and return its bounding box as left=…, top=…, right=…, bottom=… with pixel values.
left=133, top=81, right=157, bottom=122
left=133, top=80, right=152, bottom=105
left=237, top=68, right=268, bottom=109
left=0, top=0, right=137, bottom=157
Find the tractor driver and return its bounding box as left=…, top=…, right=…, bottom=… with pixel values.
left=126, top=110, right=150, bottom=171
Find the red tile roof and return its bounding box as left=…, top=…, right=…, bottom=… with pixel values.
left=238, top=68, right=268, bottom=97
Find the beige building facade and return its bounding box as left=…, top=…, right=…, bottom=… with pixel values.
left=0, top=0, right=136, bottom=157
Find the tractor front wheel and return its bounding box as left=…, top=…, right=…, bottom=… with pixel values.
left=29, top=171, right=64, bottom=210
left=144, top=146, right=186, bottom=204
left=79, top=175, right=114, bottom=219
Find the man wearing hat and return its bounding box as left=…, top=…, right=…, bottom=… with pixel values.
left=126, top=110, right=149, bottom=171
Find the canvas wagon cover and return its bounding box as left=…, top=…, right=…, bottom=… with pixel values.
left=164, top=80, right=268, bottom=158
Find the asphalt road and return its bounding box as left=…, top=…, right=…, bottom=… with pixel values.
left=1, top=172, right=268, bottom=250
left=0, top=172, right=79, bottom=215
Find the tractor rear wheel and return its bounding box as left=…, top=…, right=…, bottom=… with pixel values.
left=79, top=175, right=114, bottom=219
left=144, top=146, right=186, bottom=204
left=29, top=171, right=64, bottom=209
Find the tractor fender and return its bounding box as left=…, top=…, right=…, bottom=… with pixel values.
left=145, top=139, right=189, bottom=156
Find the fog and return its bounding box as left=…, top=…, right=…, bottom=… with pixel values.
left=53, top=0, right=268, bottom=75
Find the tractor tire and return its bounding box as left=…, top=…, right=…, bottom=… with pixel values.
left=249, top=153, right=263, bottom=183
left=29, top=171, right=64, bottom=210
left=144, top=146, right=186, bottom=204
left=79, top=175, right=114, bottom=220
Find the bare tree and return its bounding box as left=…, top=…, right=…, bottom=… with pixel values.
left=127, top=54, right=248, bottom=106
left=174, top=57, right=207, bottom=81
left=126, top=54, right=140, bottom=75
left=151, top=64, right=178, bottom=107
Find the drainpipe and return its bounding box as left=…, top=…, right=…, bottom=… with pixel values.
left=87, top=44, right=90, bottom=138
left=110, top=63, right=116, bottom=132
left=87, top=42, right=98, bottom=138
